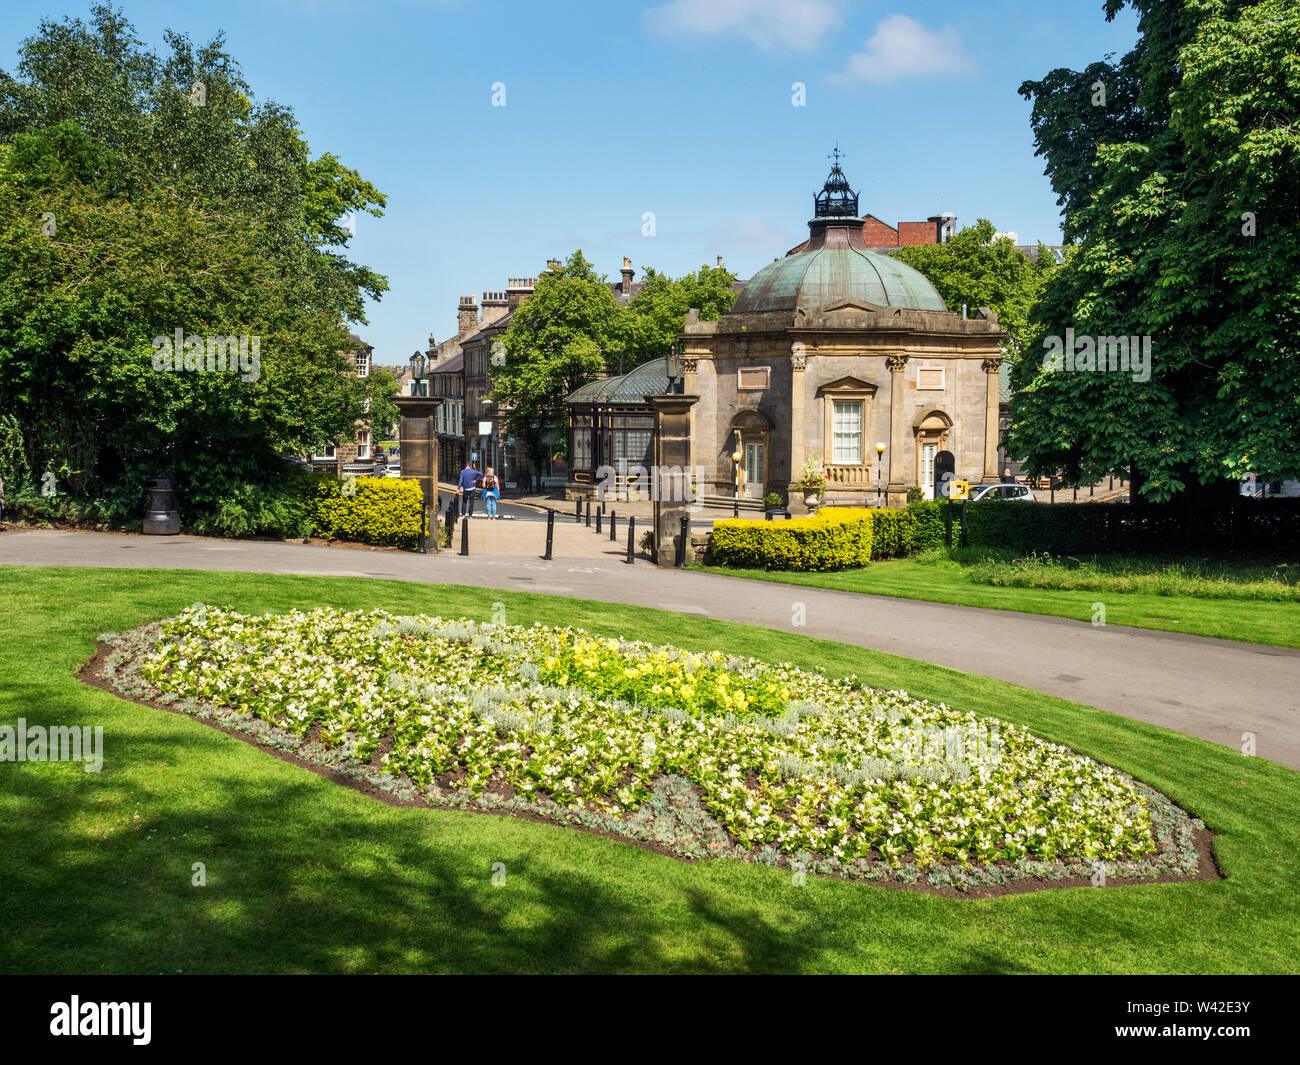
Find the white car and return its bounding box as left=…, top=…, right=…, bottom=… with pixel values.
left=971, top=483, right=1035, bottom=502
left=383, top=464, right=401, bottom=478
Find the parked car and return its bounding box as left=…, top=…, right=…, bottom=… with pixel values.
left=384, top=464, right=401, bottom=478
left=971, top=483, right=1036, bottom=503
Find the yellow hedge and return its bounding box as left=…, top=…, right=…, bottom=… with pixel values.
left=708, top=508, right=875, bottom=571
left=310, top=476, right=427, bottom=550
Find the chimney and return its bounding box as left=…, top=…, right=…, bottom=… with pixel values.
left=457, top=295, right=478, bottom=336
left=481, top=289, right=509, bottom=325
left=506, top=276, right=535, bottom=311
left=620, top=256, right=634, bottom=296
left=928, top=212, right=958, bottom=243
left=716, top=254, right=723, bottom=269
left=546, top=258, right=562, bottom=274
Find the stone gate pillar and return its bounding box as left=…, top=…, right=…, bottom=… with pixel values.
left=393, top=394, right=444, bottom=548
left=649, top=393, right=700, bottom=567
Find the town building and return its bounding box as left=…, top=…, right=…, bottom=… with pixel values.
left=565, top=160, right=1009, bottom=508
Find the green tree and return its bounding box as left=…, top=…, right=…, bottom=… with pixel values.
left=892, top=220, right=1059, bottom=361
left=0, top=6, right=389, bottom=516
left=493, top=251, right=624, bottom=468
left=1012, top=0, right=1300, bottom=501
left=622, top=263, right=737, bottom=365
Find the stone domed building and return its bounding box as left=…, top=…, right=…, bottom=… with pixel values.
left=567, top=158, right=1008, bottom=511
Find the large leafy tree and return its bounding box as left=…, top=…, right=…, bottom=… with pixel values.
left=621, top=263, right=737, bottom=366
left=892, top=220, right=1060, bottom=361
left=493, top=251, right=624, bottom=467
left=1011, top=0, right=1300, bottom=502
left=0, top=5, right=388, bottom=513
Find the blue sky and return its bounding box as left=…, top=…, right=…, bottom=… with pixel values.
left=1, top=1, right=1141, bottom=364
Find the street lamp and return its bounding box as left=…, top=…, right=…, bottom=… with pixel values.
left=875, top=441, right=886, bottom=506
left=732, top=448, right=742, bottom=518
left=665, top=345, right=681, bottom=395
left=409, top=350, right=427, bottom=397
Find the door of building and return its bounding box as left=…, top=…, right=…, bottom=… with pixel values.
left=744, top=442, right=765, bottom=499
left=920, top=442, right=937, bottom=500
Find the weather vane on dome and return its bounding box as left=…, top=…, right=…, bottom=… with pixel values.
left=828, top=143, right=845, bottom=168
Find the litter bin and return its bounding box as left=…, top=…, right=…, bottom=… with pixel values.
left=142, top=477, right=181, bottom=535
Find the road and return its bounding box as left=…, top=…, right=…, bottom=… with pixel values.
left=2, top=528, right=1297, bottom=770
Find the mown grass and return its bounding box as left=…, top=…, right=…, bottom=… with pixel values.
left=1, top=566, right=1297, bottom=974
left=699, top=551, right=1300, bottom=649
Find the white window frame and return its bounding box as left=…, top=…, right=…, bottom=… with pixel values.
left=831, top=399, right=863, bottom=465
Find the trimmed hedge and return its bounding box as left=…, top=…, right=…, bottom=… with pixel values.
left=907, top=498, right=1300, bottom=556
left=708, top=508, right=874, bottom=571
left=309, top=476, right=426, bottom=550
left=867, top=508, right=917, bottom=560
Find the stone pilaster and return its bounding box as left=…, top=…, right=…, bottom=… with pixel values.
left=886, top=354, right=909, bottom=505
left=789, top=343, right=807, bottom=502
left=981, top=357, right=1002, bottom=483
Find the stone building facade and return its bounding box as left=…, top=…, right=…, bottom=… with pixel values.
left=567, top=162, right=1007, bottom=509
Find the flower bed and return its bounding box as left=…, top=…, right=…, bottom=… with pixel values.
left=95, top=606, right=1205, bottom=891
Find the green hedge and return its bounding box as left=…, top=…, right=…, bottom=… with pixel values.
left=309, top=476, right=426, bottom=550
left=708, top=509, right=875, bottom=571
left=867, top=508, right=917, bottom=560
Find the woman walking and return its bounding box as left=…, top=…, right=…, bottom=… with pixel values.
left=482, top=467, right=500, bottom=519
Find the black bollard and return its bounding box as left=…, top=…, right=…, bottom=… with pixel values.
left=459, top=514, right=469, bottom=556
left=575, top=498, right=581, bottom=523
left=626, top=515, right=635, bottom=564
left=610, top=511, right=617, bottom=541
left=677, top=515, right=688, bottom=567
left=543, top=508, right=554, bottom=561
left=595, top=508, right=602, bottom=534
left=585, top=500, right=591, bottom=527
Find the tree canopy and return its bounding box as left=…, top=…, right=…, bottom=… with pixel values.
left=0, top=5, right=389, bottom=515
left=892, top=219, right=1060, bottom=361
left=1011, top=0, right=1300, bottom=501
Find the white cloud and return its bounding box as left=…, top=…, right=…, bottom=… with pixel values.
left=644, top=0, right=845, bottom=52
left=830, top=14, right=977, bottom=83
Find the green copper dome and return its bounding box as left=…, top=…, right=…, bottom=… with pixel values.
left=732, top=158, right=946, bottom=315
left=732, top=217, right=947, bottom=314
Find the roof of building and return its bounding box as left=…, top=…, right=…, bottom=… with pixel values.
left=567, top=358, right=671, bottom=406
left=431, top=352, right=464, bottom=374
left=731, top=162, right=946, bottom=315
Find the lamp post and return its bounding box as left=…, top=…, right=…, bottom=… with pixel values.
left=410, top=350, right=427, bottom=397
left=732, top=449, right=742, bottom=518
left=875, top=441, right=886, bottom=506
left=665, top=345, right=680, bottom=395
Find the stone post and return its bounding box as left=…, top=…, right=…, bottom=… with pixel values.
left=885, top=354, right=909, bottom=506
left=981, top=357, right=1003, bottom=484
left=394, top=394, right=444, bottom=548
left=649, top=393, right=700, bottom=568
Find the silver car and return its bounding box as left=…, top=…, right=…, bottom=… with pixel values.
left=971, top=483, right=1035, bottom=502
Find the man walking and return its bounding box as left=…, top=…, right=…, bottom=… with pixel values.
left=457, top=460, right=479, bottom=518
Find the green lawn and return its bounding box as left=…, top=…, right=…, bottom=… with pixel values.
left=698, top=557, right=1300, bottom=649
left=2, top=566, right=1297, bottom=973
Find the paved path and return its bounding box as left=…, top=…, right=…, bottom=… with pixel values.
left=3, top=528, right=1297, bottom=771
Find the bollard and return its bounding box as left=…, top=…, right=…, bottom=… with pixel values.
left=459, top=514, right=469, bottom=556
left=595, top=508, right=602, bottom=534
left=610, top=511, right=617, bottom=541
left=575, top=498, right=581, bottom=523
left=543, top=508, right=554, bottom=561
left=626, top=515, right=635, bottom=565
left=676, top=515, right=688, bottom=567
left=585, top=500, right=591, bottom=527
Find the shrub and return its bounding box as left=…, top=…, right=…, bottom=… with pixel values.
left=309, top=475, right=426, bottom=550
left=188, top=476, right=316, bottom=540
left=709, top=508, right=874, bottom=571
left=869, top=508, right=918, bottom=559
